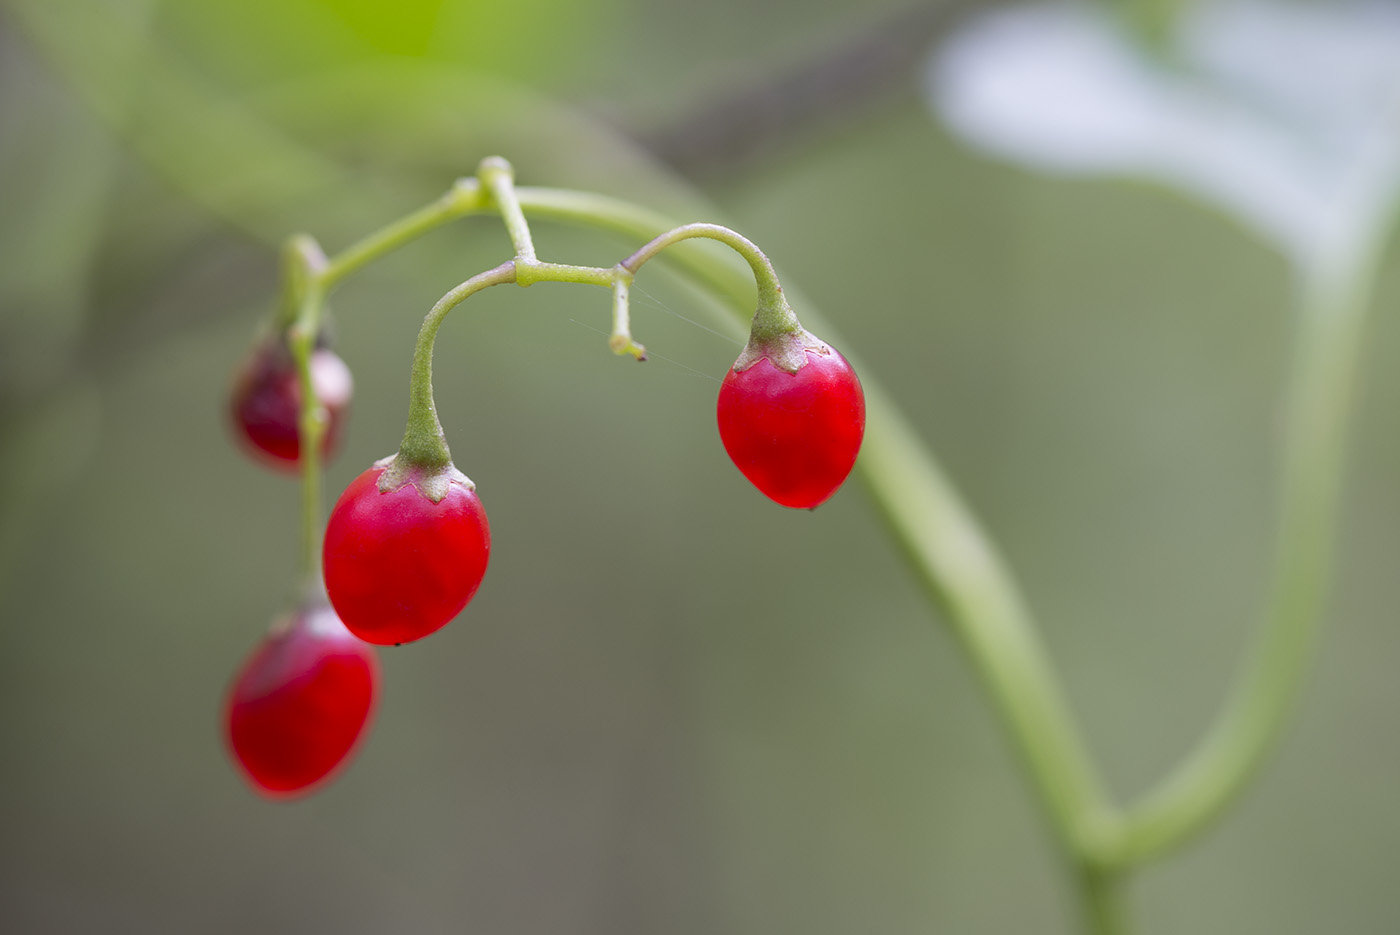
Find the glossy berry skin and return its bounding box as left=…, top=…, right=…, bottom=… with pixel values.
left=717, top=347, right=865, bottom=509
left=225, top=603, right=379, bottom=798
left=323, top=464, right=491, bottom=645
left=230, top=341, right=353, bottom=471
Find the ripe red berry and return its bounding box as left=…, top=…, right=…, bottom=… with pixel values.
left=230, top=338, right=353, bottom=470
left=224, top=602, right=379, bottom=798
left=717, top=343, right=865, bottom=509
left=322, top=460, right=491, bottom=645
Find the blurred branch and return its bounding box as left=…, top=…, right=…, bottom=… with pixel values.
left=627, top=0, right=1003, bottom=179
left=1112, top=195, right=1400, bottom=865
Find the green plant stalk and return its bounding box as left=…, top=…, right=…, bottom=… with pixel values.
left=319, top=179, right=487, bottom=290
left=478, top=157, right=538, bottom=262
left=1114, top=241, right=1385, bottom=862
left=283, top=236, right=330, bottom=585
left=398, top=261, right=518, bottom=470
left=860, top=382, right=1125, bottom=931
left=397, top=247, right=629, bottom=473
left=621, top=222, right=792, bottom=322
left=514, top=261, right=615, bottom=287
left=609, top=276, right=646, bottom=359
left=1080, top=864, right=1130, bottom=935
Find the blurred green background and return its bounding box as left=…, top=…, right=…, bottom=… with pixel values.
left=2, top=1, right=1399, bottom=932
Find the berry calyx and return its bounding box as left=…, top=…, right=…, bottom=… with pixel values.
left=717, top=330, right=866, bottom=509
left=230, top=336, right=352, bottom=470
left=322, top=455, right=491, bottom=646
left=224, top=601, right=379, bottom=798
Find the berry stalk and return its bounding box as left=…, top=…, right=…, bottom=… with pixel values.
left=397, top=261, right=518, bottom=474
left=621, top=222, right=798, bottom=339
left=281, top=235, right=331, bottom=583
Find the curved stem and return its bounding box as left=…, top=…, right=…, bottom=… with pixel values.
left=398, top=261, right=518, bottom=470
left=283, top=235, right=330, bottom=584
left=858, top=381, right=1120, bottom=859
left=621, top=222, right=795, bottom=313
left=1114, top=243, right=1383, bottom=862
left=503, top=187, right=1117, bottom=859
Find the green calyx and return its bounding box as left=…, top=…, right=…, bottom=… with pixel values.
left=729, top=262, right=826, bottom=374
left=375, top=451, right=474, bottom=504
left=734, top=300, right=831, bottom=375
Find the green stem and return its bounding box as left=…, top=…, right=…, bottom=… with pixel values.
left=1080, top=863, right=1130, bottom=935
left=514, top=261, right=616, bottom=288
left=609, top=275, right=647, bottom=360
left=478, top=156, right=537, bottom=262
left=398, top=261, right=519, bottom=470
left=621, top=222, right=797, bottom=336
left=397, top=253, right=634, bottom=470
left=319, top=178, right=487, bottom=290
left=858, top=381, right=1119, bottom=857
left=1113, top=243, right=1383, bottom=862
left=283, top=236, right=330, bottom=584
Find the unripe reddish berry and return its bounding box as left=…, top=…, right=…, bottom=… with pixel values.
left=322, top=459, right=491, bottom=646
left=717, top=339, right=865, bottom=509
left=230, top=337, right=352, bottom=470
left=224, top=602, right=379, bottom=798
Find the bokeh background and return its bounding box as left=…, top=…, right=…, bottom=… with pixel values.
left=3, top=1, right=1399, bottom=933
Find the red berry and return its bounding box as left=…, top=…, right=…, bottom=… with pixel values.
left=230, top=339, right=353, bottom=470
left=322, top=462, right=491, bottom=645
left=716, top=345, right=865, bottom=509
left=224, top=603, right=379, bottom=798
